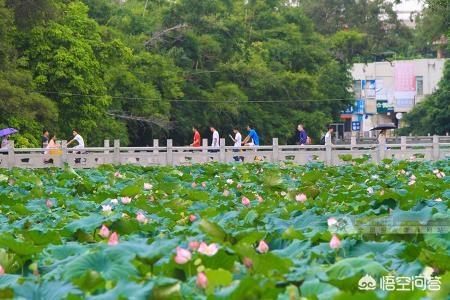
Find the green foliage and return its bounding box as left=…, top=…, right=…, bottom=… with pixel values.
left=300, top=0, right=414, bottom=62
left=0, top=0, right=442, bottom=146
left=0, top=0, right=355, bottom=146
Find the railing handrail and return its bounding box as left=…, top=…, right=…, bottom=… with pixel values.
left=1, top=135, right=448, bottom=169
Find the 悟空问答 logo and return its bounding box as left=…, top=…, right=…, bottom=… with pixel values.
left=358, top=274, right=377, bottom=291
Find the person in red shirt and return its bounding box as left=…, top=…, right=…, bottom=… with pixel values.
left=190, top=126, right=201, bottom=147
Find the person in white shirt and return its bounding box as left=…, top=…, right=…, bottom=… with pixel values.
left=324, top=126, right=334, bottom=145
left=229, top=127, right=242, bottom=162
left=67, top=129, right=85, bottom=149
left=210, top=127, right=220, bottom=151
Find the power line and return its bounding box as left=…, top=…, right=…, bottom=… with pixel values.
left=29, top=90, right=356, bottom=103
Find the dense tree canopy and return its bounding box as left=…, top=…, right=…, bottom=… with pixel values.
left=0, top=0, right=445, bottom=146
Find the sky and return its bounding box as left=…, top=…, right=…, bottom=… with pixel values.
left=393, top=0, right=424, bottom=20
left=393, top=0, right=424, bottom=12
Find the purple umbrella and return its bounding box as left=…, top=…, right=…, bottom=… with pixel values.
left=0, top=128, right=18, bottom=137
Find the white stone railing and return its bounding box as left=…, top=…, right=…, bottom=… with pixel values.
left=0, top=136, right=449, bottom=169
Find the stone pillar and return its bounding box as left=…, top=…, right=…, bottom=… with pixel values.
left=350, top=136, right=356, bottom=150
left=325, top=139, right=332, bottom=166
left=202, top=139, right=208, bottom=153
left=432, top=135, right=439, bottom=160
left=400, top=136, right=406, bottom=151
left=272, top=138, right=279, bottom=163
left=113, top=139, right=120, bottom=165
left=166, top=139, right=173, bottom=166
left=61, top=140, right=68, bottom=167
left=104, top=140, right=110, bottom=153
left=153, top=139, right=159, bottom=153
left=7, top=141, right=15, bottom=169
left=219, top=138, right=226, bottom=162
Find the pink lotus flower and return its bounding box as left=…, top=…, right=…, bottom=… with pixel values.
left=408, top=180, right=415, bottom=186
left=114, top=171, right=123, bottom=178
left=99, top=225, right=110, bottom=238
left=410, top=174, right=416, bottom=180
left=121, top=197, right=131, bottom=204
left=102, top=204, right=112, bottom=213
left=144, top=183, right=153, bottom=190
left=201, top=182, right=206, bottom=188
left=226, top=179, right=233, bottom=184
left=223, top=189, right=230, bottom=197
left=189, top=214, right=197, bottom=222
left=198, top=242, right=219, bottom=256
left=189, top=241, right=200, bottom=250
left=257, top=195, right=263, bottom=203
left=243, top=257, right=253, bottom=268
left=329, top=234, right=341, bottom=249
left=108, top=232, right=119, bottom=246
left=46, top=199, right=53, bottom=208
left=437, top=172, right=445, bottom=178
left=0, top=265, right=4, bottom=275
left=237, top=183, right=242, bottom=189
left=295, top=193, right=307, bottom=202
left=136, top=212, right=148, bottom=224
left=110, top=199, right=118, bottom=205
left=191, top=182, right=197, bottom=188
left=257, top=240, right=269, bottom=253
left=197, top=272, right=208, bottom=288
left=327, top=217, right=338, bottom=227
left=174, top=247, right=192, bottom=264
left=242, top=197, right=250, bottom=206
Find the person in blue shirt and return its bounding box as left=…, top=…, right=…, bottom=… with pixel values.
left=297, top=124, right=307, bottom=145
left=242, top=125, right=260, bottom=146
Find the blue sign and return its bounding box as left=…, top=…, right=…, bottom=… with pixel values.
left=352, top=121, right=361, bottom=131
left=341, top=106, right=354, bottom=115
left=355, top=100, right=364, bottom=114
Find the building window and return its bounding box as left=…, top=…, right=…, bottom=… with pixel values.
left=353, top=80, right=362, bottom=98
left=416, top=76, right=423, bottom=96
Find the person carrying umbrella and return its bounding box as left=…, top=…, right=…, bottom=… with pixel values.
left=0, top=128, right=18, bottom=150
left=370, top=123, right=396, bottom=151
left=1, top=136, right=9, bottom=149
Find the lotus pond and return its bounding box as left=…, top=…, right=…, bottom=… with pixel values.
left=0, top=160, right=449, bottom=299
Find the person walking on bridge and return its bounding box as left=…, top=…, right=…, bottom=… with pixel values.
left=210, top=126, right=220, bottom=152
left=67, top=129, right=85, bottom=149
left=242, top=125, right=259, bottom=146
left=229, top=127, right=243, bottom=162
left=190, top=126, right=201, bottom=147
left=297, top=124, right=307, bottom=145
